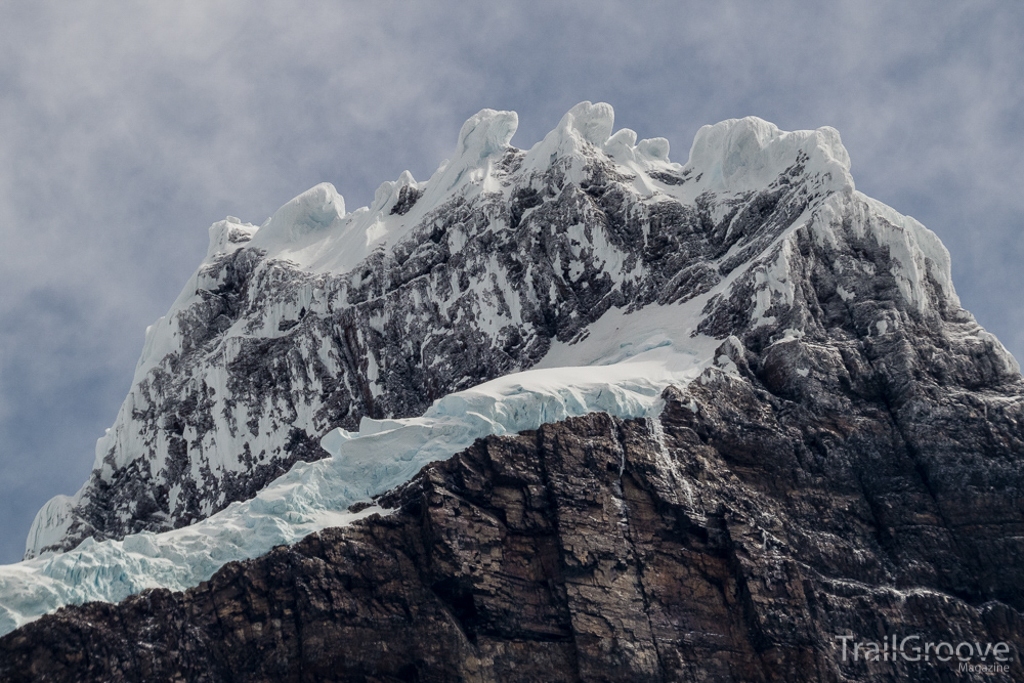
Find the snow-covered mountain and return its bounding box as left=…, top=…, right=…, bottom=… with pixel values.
left=4, top=102, right=1022, bottom=653
left=22, top=102, right=869, bottom=557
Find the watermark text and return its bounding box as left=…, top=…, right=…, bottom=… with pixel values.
left=836, top=634, right=1013, bottom=668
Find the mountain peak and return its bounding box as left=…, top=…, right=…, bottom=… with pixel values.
left=234, top=103, right=860, bottom=282
left=456, top=108, right=519, bottom=163
left=685, top=115, right=852, bottom=193
left=5, top=104, right=1020, bottom=642
left=557, top=100, right=616, bottom=146
left=522, top=100, right=670, bottom=173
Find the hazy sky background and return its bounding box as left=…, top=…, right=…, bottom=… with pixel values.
left=1, top=1, right=1021, bottom=563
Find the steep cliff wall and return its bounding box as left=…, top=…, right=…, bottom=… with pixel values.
left=5, top=103, right=1022, bottom=681
left=5, top=356, right=1023, bottom=680
left=26, top=104, right=881, bottom=558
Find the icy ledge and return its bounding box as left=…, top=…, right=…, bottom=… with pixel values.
left=0, top=318, right=718, bottom=637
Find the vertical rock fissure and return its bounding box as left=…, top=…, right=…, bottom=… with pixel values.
left=413, top=495, right=481, bottom=654
left=720, top=517, right=776, bottom=667
left=874, top=368, right=974, bottom=596
left=291, top=555, right=307, bottom=683
left=532, top=426, right=586, bottom=683
left=615, top=421, right=670, bottom=683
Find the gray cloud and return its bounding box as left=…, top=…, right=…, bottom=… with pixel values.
left=1, top=0, right=1021, bottom=562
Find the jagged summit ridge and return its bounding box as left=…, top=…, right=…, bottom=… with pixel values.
left=208, top=103, right=856, bottom=275
left=21, top=101, right=1016, bottom=571
left=4, top=103, right=1024, bottom=681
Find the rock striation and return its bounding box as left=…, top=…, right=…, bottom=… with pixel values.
left=26, top=103, right=877, bottom=558
left=5, top=102, right=1024, bottom=681
left=4, top=365, right=1023, bottom=680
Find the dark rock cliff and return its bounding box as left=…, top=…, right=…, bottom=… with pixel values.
left=5, top=354, right=1023, bottom=680
left=26, top=106, right=852, bottom=557
left=8, top=105, right=1024, bottom=682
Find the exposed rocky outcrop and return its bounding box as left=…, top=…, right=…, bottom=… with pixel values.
left=8, top=104, right=1024, bottom=681
left=5, top=342, right=1023, bottom=680
left=32, top=104, right=1014, bottom=572
left=26, top=105, right=858, bottom=557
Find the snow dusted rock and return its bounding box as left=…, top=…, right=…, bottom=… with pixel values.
left=5, top=384, right=1024, bottom=681
left=4, top=103, right=1024, bottom=680
left=24, top=102, right=1020, bottom=568
left=1, top=356, right=711, bottom=636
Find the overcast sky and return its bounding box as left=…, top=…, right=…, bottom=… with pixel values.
left=0, top=1, right=1021, bottom=564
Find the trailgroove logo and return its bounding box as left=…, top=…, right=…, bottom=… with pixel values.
left=836, top=634, right=1013, bottom=674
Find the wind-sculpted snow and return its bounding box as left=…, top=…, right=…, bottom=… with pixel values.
left=0, top=332, right=716, bottom=637
left=6, top=105, right=1024, bottom=682
left=24, top=101, right=1016, bottom=565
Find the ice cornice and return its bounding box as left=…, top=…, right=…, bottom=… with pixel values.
left=521, top=101, right=675, bottom=176
left=124, top=106, right=867, bottom=391
left=415, top=108, right=519, bottom=208
left=247, top=182, right=347, bottom=252
left=206, top=216, right=258, bottom=260
left=683, top=116, right=853, bottom=194
left=209, top=104, right=858, bottom=284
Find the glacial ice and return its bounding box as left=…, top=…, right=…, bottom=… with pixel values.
left=0, top=312, right=720, bottom=637
left=685, top=116, right=852, bottom=194
left=9, top=101, right=988, bottom=637
left=250, top=182, right=347, bottom=249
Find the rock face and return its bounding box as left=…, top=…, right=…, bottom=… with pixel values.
left=19, top=105, right=839, bottom=557
left=4, top=365, right=1024, bottom=681
left=8, top=103, right=1024, bottom=680
left=27, top=103, right=881, bottom=558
